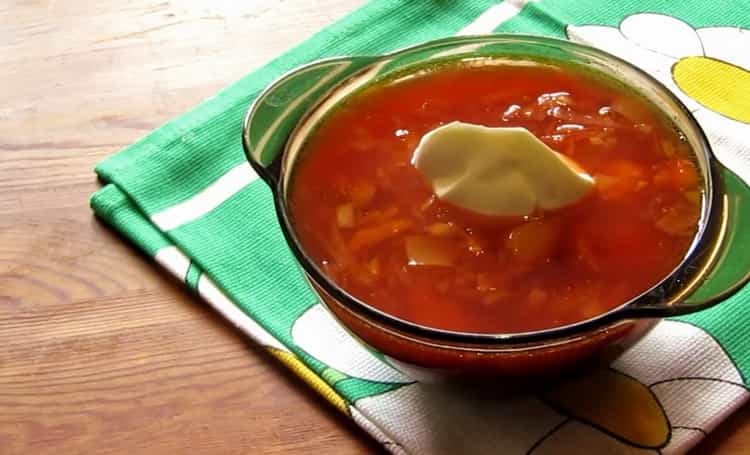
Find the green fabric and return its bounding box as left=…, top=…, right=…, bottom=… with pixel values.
left=91, top=185, right=171, bottom=256
left=91, top=2, right=750, bottom=452
left=185, top=261, right=201, bottom=291
left=678, top=294, right=750, bottom=383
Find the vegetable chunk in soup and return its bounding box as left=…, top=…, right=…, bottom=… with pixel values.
left=288, top=59, right=702, bottom=334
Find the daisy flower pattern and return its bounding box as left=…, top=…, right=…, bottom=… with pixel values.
left=292, top=305, right=747, bottom=454
left=567, top=13, right=750, bottom=184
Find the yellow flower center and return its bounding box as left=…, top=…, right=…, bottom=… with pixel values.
left=268, top=348, right=349, bottom=414
left=673, top=56, right=750, bottom=123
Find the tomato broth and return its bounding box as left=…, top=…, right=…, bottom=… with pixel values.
left=288, top=59, right=702, bottom=333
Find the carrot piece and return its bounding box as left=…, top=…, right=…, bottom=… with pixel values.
left=419, top=195, right=436, bottom=212
left=349, top=219, right=412, bottom=251
left=652, top=159, right=699, bottom=190
left=336, top=203, right=355, bottom=228
left=660, top=139, right=676, bottom=157
left=481, top=292, right=506, bottom=306
left=466, top=235, right=485, bottom=256
left=506, top=218, right=562, bottom=264
left=426, top=222, right=457, bottom=236
left=405, top=235, right=458, bottom=267
left=655, top=205, right=699, bottom=236
left=358, top=206, right=399, bottom=225
left=528, top=288, right=548, bottom=305
left=350, top=182, right=376, bottom=206
left=569, top=284, right=604, bottom=320
left=683, top=189, right=702, bottom=206
left=368, top=257, right=381, bottom=276
left=595, top=160, right=648, bottom=200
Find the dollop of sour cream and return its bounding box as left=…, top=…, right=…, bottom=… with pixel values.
left=411, top=121, right=595, bottom=217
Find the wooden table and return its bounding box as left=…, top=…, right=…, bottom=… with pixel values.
left=1, top=1, right=746, bottom=453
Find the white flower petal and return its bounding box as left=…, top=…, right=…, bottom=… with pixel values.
left=661, top=427, right=704, bottom=455
left=621, top=14, right=703, bottom=58
left=355, top=384, right=565, bottom=455
left=697, top=27, right=750, bottom=70
left=568, top=24, right=676, bottom=73
left=291, top=304, right=411, bottom=383
left=612, top=321, right=743, bottom=385
left=531, top=420, right=656, bottom=454
left=651, top=379, right=749, bottom=430
left=566, top=24, right=699, bottom=112
left=350, top=406, right=408, bottom=455
left=693, top=107, right=750, bottom=185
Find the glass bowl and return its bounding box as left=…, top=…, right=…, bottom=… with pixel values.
left=242, top=34, right=750, bottom=380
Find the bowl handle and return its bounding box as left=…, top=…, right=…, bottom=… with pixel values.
left=624, top=167, right=750, bottom=318
left=242, top=55, right=378, bottom=186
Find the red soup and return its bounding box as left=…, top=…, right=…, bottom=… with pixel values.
left=288, top=59, right=702, bottom=334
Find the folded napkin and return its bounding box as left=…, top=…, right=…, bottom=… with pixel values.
left=91, top=1, right=750, bottom=453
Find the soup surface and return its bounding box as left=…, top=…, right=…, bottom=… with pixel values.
left=289, top=59, right=702, bottom=333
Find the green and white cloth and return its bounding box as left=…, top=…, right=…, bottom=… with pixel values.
left=91, top=1, right=750, bottom=453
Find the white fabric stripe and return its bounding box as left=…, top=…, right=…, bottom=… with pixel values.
left=151, top=162, right=258, bottom=231
left=196, top=273, right=288, bottom=352
left=154, top=246, right=191, bottom=281
left=150, top=65, right=345, bottom=232
left=456, top=0, right=536, bottom=35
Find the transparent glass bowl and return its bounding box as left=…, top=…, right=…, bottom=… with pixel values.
left=243, top=35, right=750, bottom=379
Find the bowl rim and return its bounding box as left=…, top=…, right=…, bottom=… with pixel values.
left=257, top=33, right=723, bottom=345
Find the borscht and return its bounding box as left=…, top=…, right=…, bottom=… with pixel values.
left=288, top=59, right=702, bottom=334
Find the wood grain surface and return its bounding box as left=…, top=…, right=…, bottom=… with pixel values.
left=0, top=1, right=746, bottom=453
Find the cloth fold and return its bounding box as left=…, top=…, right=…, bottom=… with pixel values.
left=91, top=1, right=750, bottom=453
